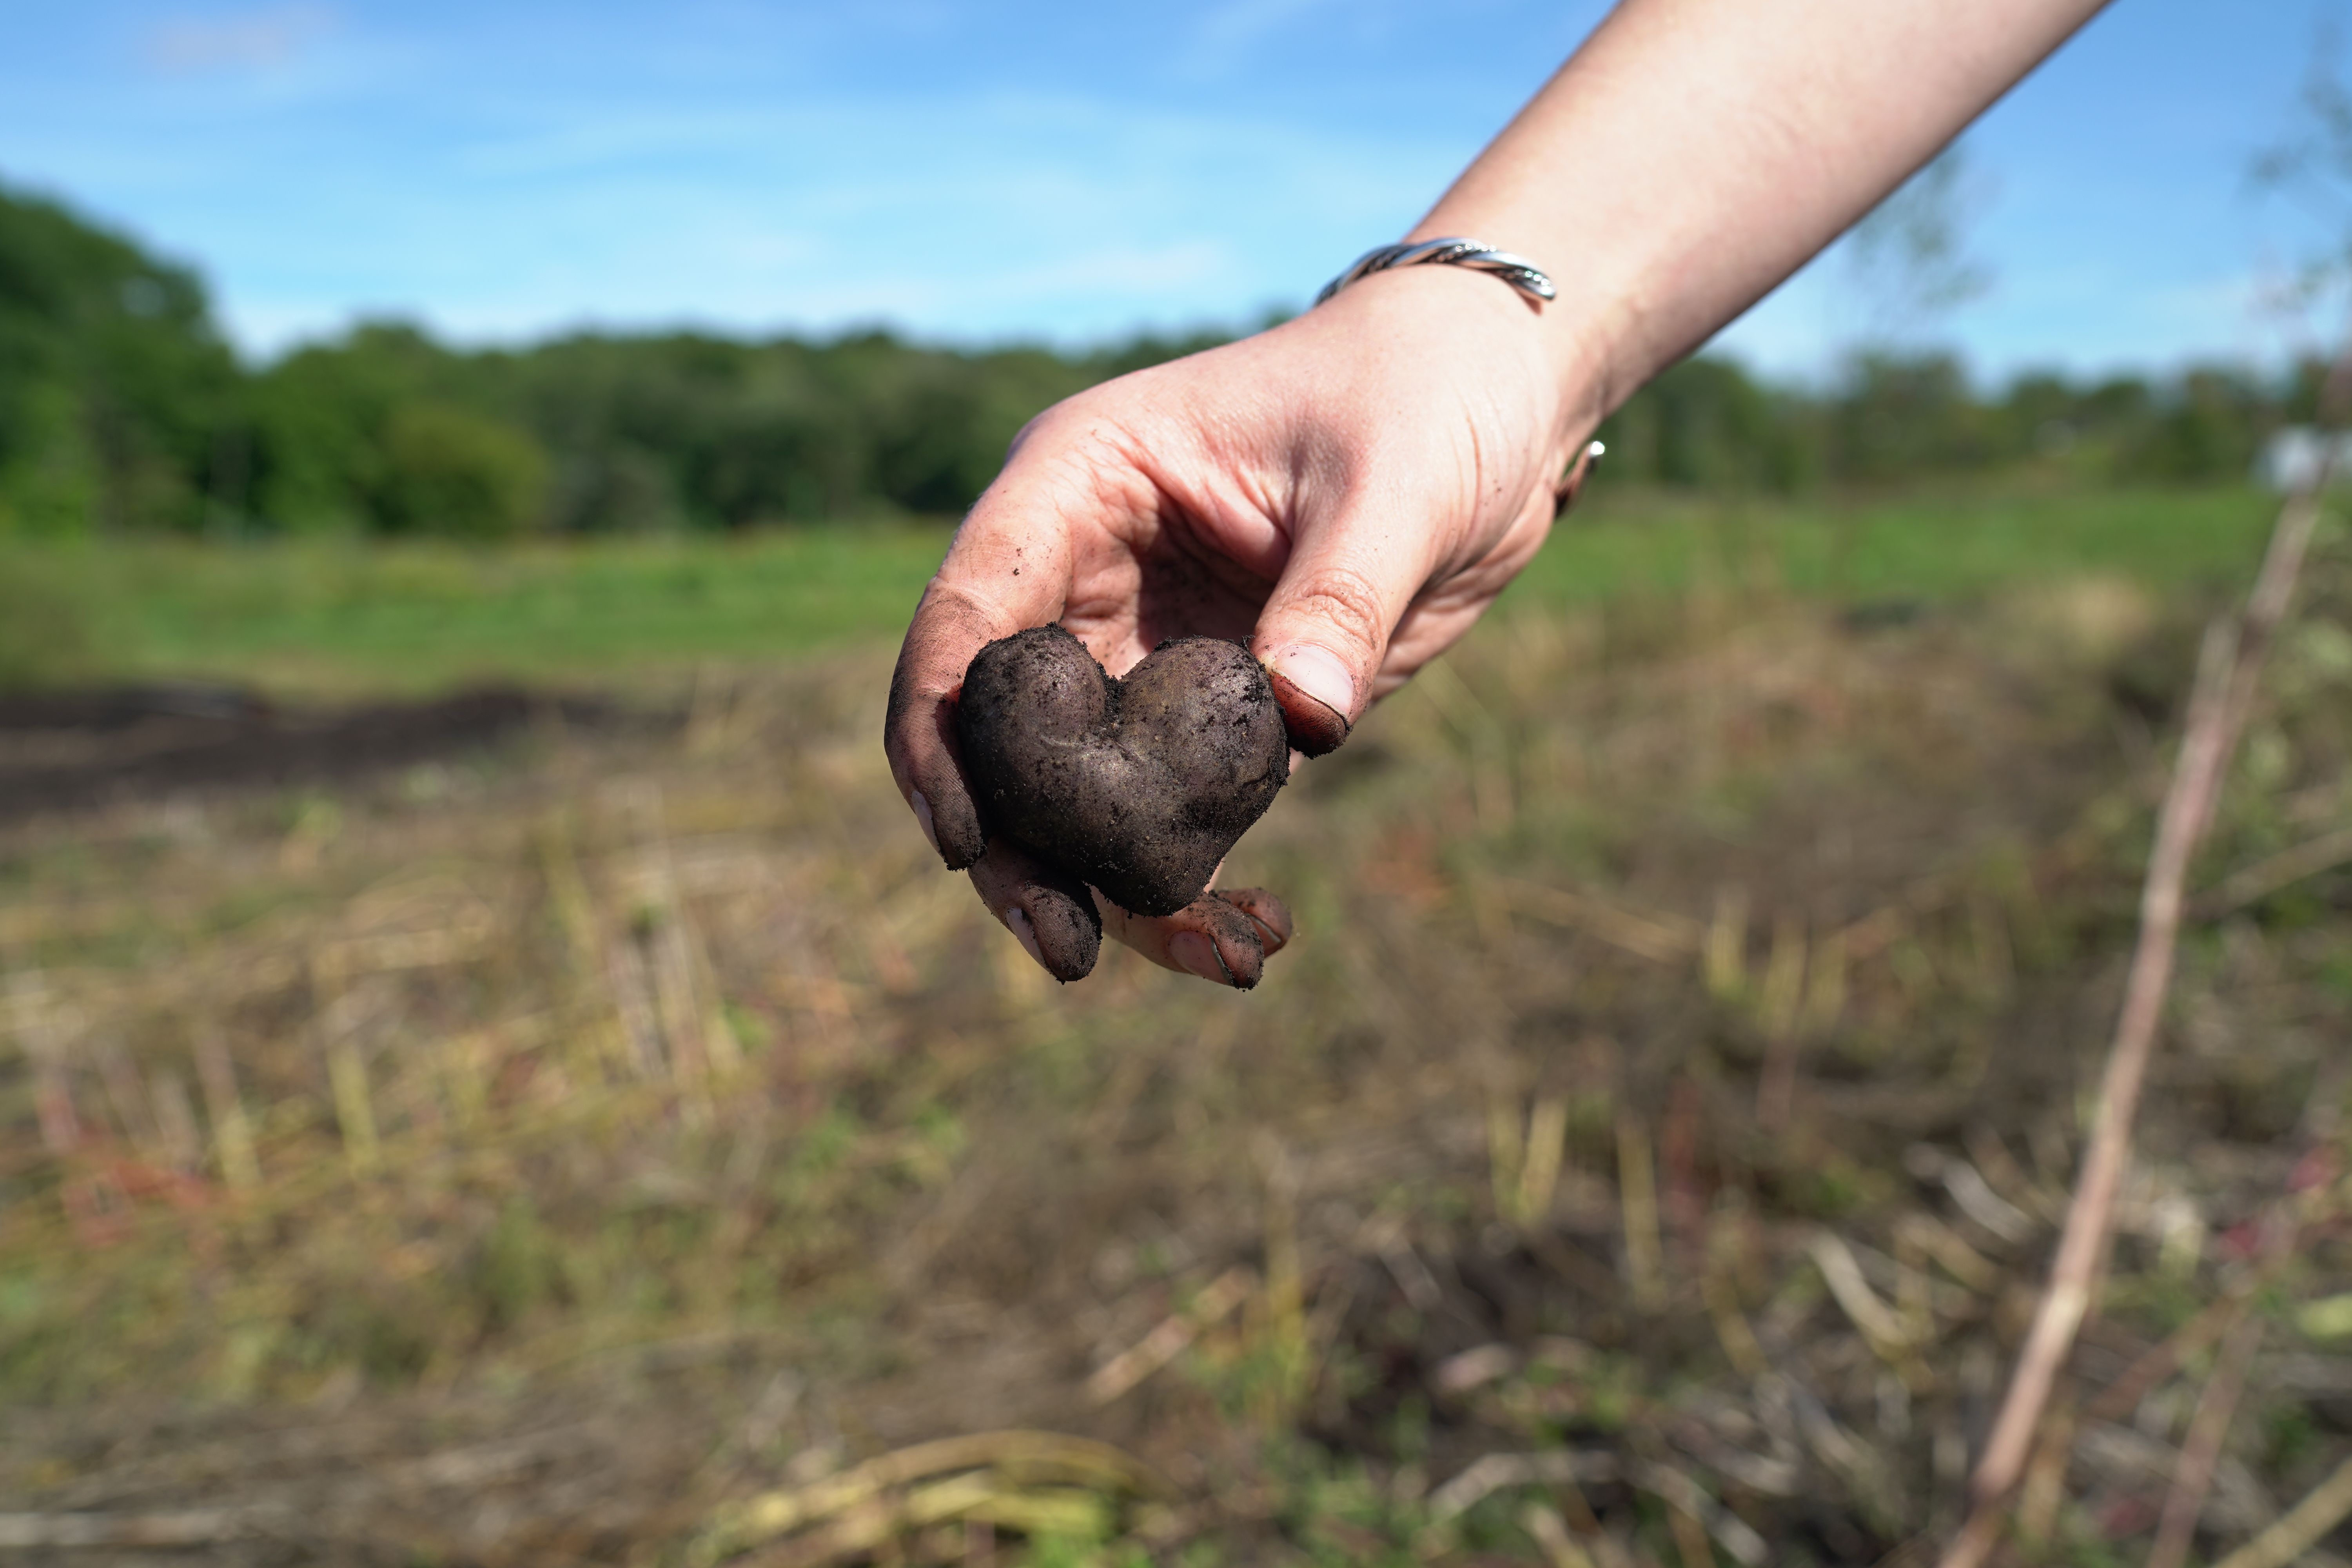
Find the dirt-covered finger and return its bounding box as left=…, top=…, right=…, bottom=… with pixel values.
left=1096, top=887, right=1283, bottom=989
left=1253, top=543, right=1423, bottom=758
left=1214, top=887, right=1294, bottom=956
left=967, top=836, right=1102, bottom=982
left=884, top=518, right=1071, bottom=867
left=885, top=643, right=984, bottom=868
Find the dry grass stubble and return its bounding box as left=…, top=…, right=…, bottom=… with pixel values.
left=2, top=553, right=2350, bottom=1565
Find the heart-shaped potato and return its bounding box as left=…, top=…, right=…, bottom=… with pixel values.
left=956, top=625, right=1290, bottom=917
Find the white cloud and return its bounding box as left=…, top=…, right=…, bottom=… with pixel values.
left=1177, top=0, right=1376, bottom=81
left=142, top=4, right=337, bottom=76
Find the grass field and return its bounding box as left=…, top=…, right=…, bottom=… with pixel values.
left=0, top=485, right=2283, bottom=697
left=3, top=483, right=2350, bottom=1566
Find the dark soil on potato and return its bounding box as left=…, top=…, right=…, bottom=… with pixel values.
left=956, top=627, right=1290, bottom=918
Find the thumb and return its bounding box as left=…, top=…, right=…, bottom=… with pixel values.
left=1251, top=534, right=1414, bottom=758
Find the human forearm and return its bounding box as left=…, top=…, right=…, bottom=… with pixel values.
left=1405, top=0, right=2109, bottom=434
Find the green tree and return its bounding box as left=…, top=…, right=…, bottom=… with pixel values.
left=374, top=401, right=548, bottom=538
left=2129, top=367, right=2270, bottom=483
left=252, top=323, right=550, bottom=536
left=0, top=182, right=240, bottom=534
left=1828, top=352, right=1987, bottom=482
left=1603, top=354, right=1817, bottom=492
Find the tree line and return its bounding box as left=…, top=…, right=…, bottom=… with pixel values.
left=0, top=180, right=2320, bottom=541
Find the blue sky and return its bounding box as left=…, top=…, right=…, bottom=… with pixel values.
left=0, top=0, right=2341, bottom=380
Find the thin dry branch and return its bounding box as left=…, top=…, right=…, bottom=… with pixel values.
left=1937, top=342, right=2352, bottom=1568
left=2083, top=1080, right=2337, bottom=1430
left=2080, top=1276, right=2271, bottom=1426
left=0, top=1508, right=283, bottom=1548
left=1085, top=1266, right=1255, bottom=1405
left=2213, top=1450, right=2352, bottom=1568
left=2198, top=822, right=2352, bottom=916
left=1942, top=614, right=2236, bottom=1564
left=2146, top=1312, right=2266, bottom=1568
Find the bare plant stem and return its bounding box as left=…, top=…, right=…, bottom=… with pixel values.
left=1936, top=343, right=2352, bottom=1568
left=2214, top=1450, right=2352, bottom=1568
left=2146, top=1311, right=2265, bottom=1568
left=1938, top=617, right=2236, bottom=1568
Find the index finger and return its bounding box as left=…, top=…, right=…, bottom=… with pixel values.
left=883, top=481, right=1075, bottom=869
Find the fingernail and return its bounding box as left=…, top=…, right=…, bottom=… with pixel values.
left=910, top=789, right=940, bottom=855
left=1271, top=644, right=1355, bottom=721
left=1219, top=889, right=1294, bottom=951
left=1004, top=907, right=1047, bottom=971
left=1169, top=931, right=1229, bottom=984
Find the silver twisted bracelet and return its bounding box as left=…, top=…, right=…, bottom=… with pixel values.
left=1315, top=236, right=1599, bottom=511
left=1314, top=237, right=1557, bottom=308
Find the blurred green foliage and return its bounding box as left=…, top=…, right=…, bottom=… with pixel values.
left=0, top=180, right=2328, bottom=541
left=0, top=553, right=90, bottom=686
left=0, top=183, right=239, bottom=535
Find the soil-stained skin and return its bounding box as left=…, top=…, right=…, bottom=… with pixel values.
left=956, top=625, right=1290, bottom=918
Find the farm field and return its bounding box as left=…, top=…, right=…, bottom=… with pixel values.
left=1, top=485, right=2349, bottom=1567
left=0, top=486, right=2283, bottom=699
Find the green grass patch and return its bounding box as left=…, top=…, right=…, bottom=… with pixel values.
left=0, top=486, right=2282, bottom=698
left=1517, top=483, right=2281, bottom=608
left=2, top=522, right=953, bottom=697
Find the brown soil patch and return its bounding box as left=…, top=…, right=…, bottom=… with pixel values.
left=0, top=685, right=629, bottom=825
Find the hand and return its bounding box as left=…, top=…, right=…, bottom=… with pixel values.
left=884, top=267, right=1599, bottom=983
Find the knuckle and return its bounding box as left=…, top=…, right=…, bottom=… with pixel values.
left=903, top=577, right=1025, bottom=682
left=1275, top=562, right=1390, bottom=661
